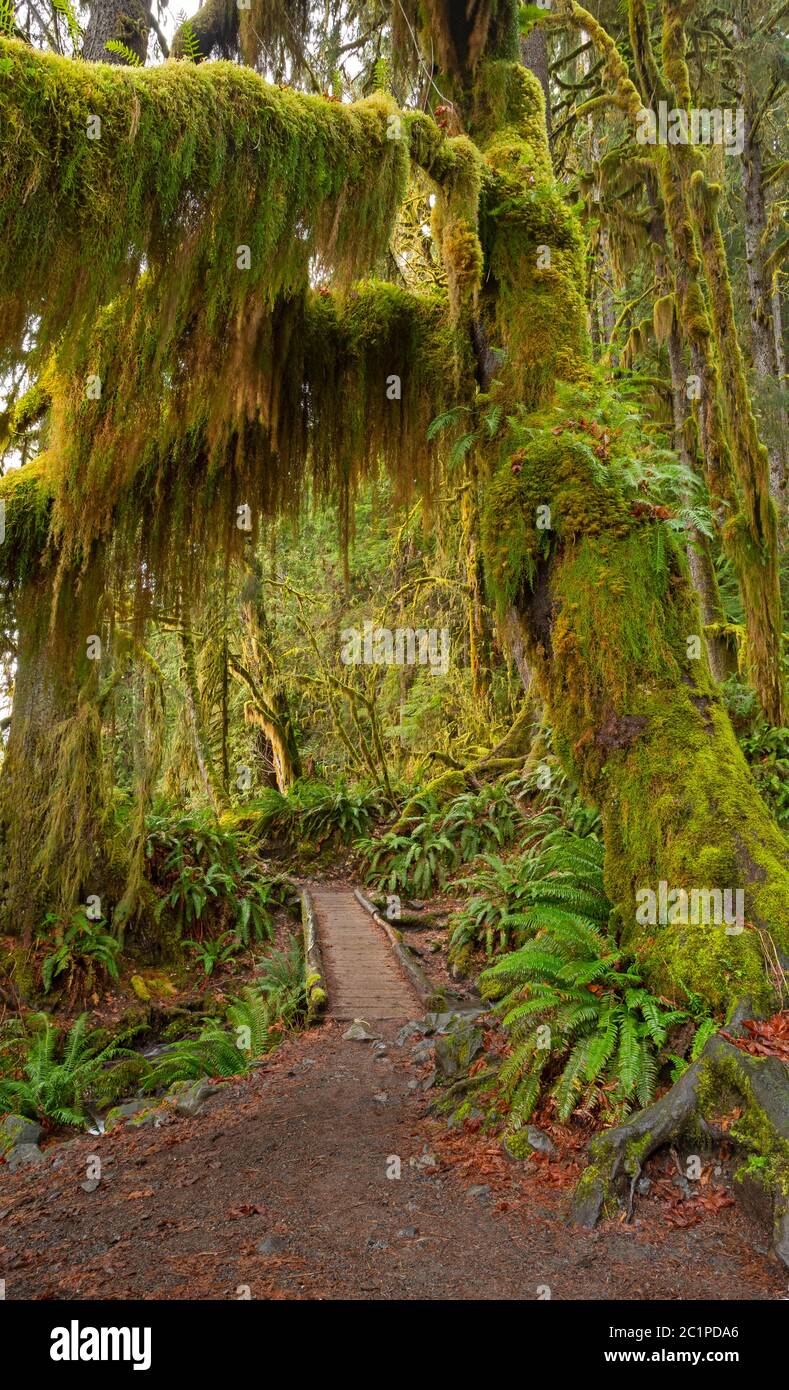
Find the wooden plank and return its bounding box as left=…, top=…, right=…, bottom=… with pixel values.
left=309, top=886, right=421, bottom=1021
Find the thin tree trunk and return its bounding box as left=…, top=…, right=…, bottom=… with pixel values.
left=238, top=556, right=301, bottom=794
left=736, top=37, right=786, bottom=503
left=178, top=628, right=229, bottom=816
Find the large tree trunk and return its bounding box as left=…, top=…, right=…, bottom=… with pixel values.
left=488, top=483, right=789, bottom=1018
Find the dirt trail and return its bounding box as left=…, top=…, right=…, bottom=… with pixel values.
left=0, top=887, right=784, bottom=1301
left=309, top=884, right=420, bottom=1021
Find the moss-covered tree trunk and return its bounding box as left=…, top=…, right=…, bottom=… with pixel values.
left=486, top=462, right=789, bottom=1018
left=451, top=3, right=788, bottom=1259
left=82, top=0, right=152, bottom=64
left=237, top=556, right=301, bottom=794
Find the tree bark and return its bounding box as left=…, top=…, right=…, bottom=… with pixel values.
left=82, top=0, right=152, bottom=64
left=178, top=627, right=229, bottom=816
left=736, top=46, right=787, bottom=506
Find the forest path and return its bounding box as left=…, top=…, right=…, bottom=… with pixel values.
left=308, top=884, right=420, bottom=1021
left=1, top=1009, right=782, bottom=1300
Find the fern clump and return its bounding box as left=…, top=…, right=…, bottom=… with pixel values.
left=40, top=907, right=121, bottom=1003
left=145, top=809, right=293, bottom=947
left=447, top=818, right=607, bottom=966
left=479, top=836, right=691, bottom=1124
left=143, top=936, right=306, bottom=1089
left=359, top=782, right=522, bottom=897
left=0, top=1013, right=144, bottom=1126
left=248, top=780, right=384, bottom=851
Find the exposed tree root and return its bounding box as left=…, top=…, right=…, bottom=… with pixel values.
left=570, top=1011, right=789, bottom=1269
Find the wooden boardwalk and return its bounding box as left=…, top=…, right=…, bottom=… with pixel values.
left=309, top=884, right=420, bottom=1021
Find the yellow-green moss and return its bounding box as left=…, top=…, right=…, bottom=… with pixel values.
left=0, top=37, right=408, bottom=362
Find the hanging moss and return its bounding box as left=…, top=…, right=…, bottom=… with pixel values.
left=0, top=458, right=54, bottom=589
left=0, top=37, right=408, bottom=366
left=40, top=278, right=467, bottom=618
left=405, top=118, right=484, bottom=317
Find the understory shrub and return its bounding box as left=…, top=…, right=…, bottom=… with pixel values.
left=246, top=779, right=385, bottom=849
left=0, top=1013, right=142, bottom=1126
left=447, top=817, right=606, bottom=968
left=145, top=810, right=294, bottom=944
left=359, top=782, right=522, bottom=896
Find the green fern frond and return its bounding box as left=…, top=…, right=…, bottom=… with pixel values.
left=104, top=38, right=142, bottom=66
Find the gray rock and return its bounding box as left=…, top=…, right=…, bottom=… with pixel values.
left=467, top=1184, right=491, bottom=1200
left=424, top=1008, right=484, bottom=1034
left=434, top=1022, right=483, bottom=1080
left=0, top=1114, right=42, bottom=1156
left=5, top=1142, right=46, bottom=1172
left=410, top=1146, right=438, bottom=1171
left=372, top=1092, right=389, bottom=1104
left=420, top=1069, right=437, bottom=1092
left=342, top=1021, right=378, bottom=1042
left=395, top=1021, right=427, bottom=1047
left=637, top=1175, right=651, bottom=1196
left=167, top=1078, right=223, bottom=1118
left=525, top=1125, right=557, bottom=1157
left=397, top=1226, right=418, bottom=1238
left=257, top=1235, right=288, bottom=1255
left=410, top=1041, right=434, bottom=1064
left=104, top=1099, right=164, bottom=1132
left=366, top=1236, right=389, bottom=1252
left=503, top=1125, right=557, bottom=1160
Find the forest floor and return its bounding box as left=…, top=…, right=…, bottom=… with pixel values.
left=0, top=883, right=786, bottom=1301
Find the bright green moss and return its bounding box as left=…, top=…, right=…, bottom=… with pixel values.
left=481, top=420, right=789, bottom=1015
left=0, top=38, right=408, bottom=363
left=464, top=63, right=590, bottom=409
left=481, top=432, right=633, bottom=608
left=0, top=457, right=54, bottom=586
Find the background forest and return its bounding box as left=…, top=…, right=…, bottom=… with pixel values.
left=0, top=0, right=787, bottom=1265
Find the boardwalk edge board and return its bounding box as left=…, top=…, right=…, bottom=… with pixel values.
left=301, top=888, right=329, bottom=1023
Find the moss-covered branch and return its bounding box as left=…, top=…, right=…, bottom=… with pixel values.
left=0, top=37, right=408, bottom=362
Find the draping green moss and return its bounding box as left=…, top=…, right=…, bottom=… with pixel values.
left=44, top=280, right=467, bottom=614
left=0, top=37, right=408, bottom=365
left=0, top=457, right=54, bottom=588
